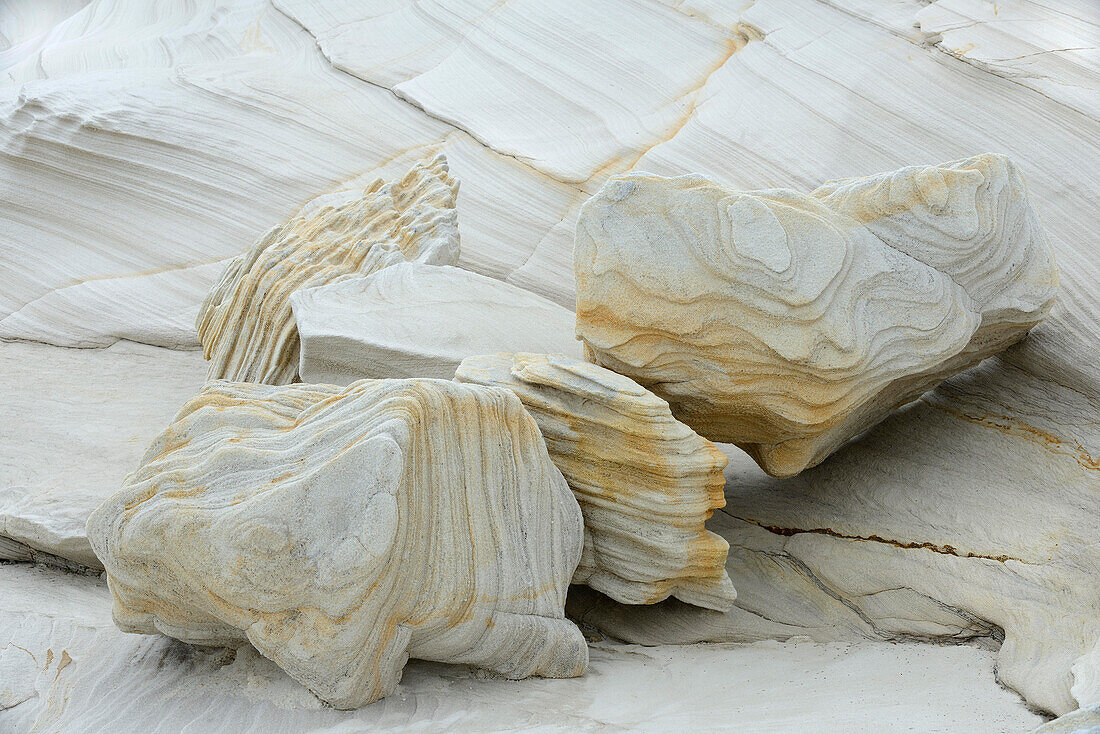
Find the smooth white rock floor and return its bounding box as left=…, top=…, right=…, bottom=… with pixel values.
left=0, top=563, right=1046, bottom=734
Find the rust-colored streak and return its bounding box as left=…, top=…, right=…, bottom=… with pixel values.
left=735, top=515, right=1031, bottom=564
left=54, top=650, right=72, bottom=679
left=927, top=400, right=1099, bottom=470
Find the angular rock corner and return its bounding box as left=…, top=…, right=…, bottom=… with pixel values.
left=575, top=153, right=1059, bottom=477
left=196, top=154, right=461, bottom=385
left=456, top=352, right=735, bottom=611
left=292, top=262, right=582, bottom=384
left=86, top=378, right=588, bottom=709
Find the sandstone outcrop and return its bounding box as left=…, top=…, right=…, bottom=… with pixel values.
left=575, top=154, right=1058, bottom=477
left=196, top=155, right=460, bottom=384
left=456, top=353, right=734, bottom=610
left=87, top=378, right=587, bottom=708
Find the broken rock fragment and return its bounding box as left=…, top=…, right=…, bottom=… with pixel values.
left=575, top=154, right=1058, bottom=477
left=455, top=352, right=735, bottom=611
left=292, top=262, right=581, bottom=383
left=196, top=154, right=460, bottom=384
left=86, top=378, right=587, bottom=709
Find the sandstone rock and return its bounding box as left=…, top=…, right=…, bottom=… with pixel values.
left=569, top=334, right=1100, bottom=716
left=196, top=155, right=460, bottom=384
left=455, top=352, right=734, bottom=610
left=575, top=154, right=1058, bottom=477
left=5, top=0, right=1099, bottom=724
left=0, top=564, right=1045, bottom=734
left=1033, top=704, right=1100, bottom=734
left=292, top=263, right=581, bottom=384
left=86, top=378, right=587, bottom=708
left=0, top=341, right=208, bottom=569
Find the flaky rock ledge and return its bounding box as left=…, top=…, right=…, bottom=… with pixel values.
left=196, top=154, right=460, bottom=384
left=456, top=353, right=735, bottom=611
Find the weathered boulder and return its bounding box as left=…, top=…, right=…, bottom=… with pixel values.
left=196, top=155, right=460, bottom=384
left=293, top=262, right=580, bottom=383
left=87, top=378, right=587, bottom=709
left=456, top=353, right=734, bottom=610
left=575, top=154, right=1058, bottom=477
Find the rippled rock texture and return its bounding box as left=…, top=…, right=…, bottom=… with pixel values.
left=456, top=353, right=734, bottom=610
left=0, top=564, right=1047, bottom=734
left=196, top=155, right=460, bottom=384
left=3, top=0, right=1098, bottom=726
left=293, top=263, right=580, bottom=383
left=86, top=378, right=586, bottom=708
left=576, top=154, right=1059, bottom=477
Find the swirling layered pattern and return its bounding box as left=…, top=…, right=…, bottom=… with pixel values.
left=86, top=378, right=586, bottom=709
left=575, top=155, right=1058, bottom=477
left=456, top=353, right=735, bottom=611
left=813, top=154, right=1059, bottom=324
left=196, top=154, right=460, bottom=384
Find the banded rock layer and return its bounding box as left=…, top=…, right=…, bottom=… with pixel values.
left=292, top=262, right=581, bottom=384
left=455, top=353, right=734, bottom=610
left=86, top=378, right=587, bottom=709
left=575, top=154, right=1059, bottom=477
left=196, top=154, right=460, bottom=384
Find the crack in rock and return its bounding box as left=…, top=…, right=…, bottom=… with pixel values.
left=726, top=512, right=1035, bottom=564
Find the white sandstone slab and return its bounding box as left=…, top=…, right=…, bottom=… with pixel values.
left=0, top=260, right=225, bottom=349
left=0, top=341, right=207, bottom=568
left=294, top=263, right=581, bottom=384
left=272, top=0, right=498, bottom=89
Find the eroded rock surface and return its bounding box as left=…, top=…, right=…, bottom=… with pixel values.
left=196, top=155, right=460, bottom=384
left=0, top=341, right=208, bottom=569
left=569, top=335, right=1100, bottom=716
left=575, top=154, right=1058, bottom=477
left=293, top=262, right=580, bottom=383
left=86, top=378, right=586, bottom=708
left=456, top=353, right=734, bottom=610
left=0, top=563, right=1046, bottom=734
left=3, top=0, right=1097, bottom=725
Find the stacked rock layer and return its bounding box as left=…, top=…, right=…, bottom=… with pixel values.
left=86, top=378, right=587, bottom=709
left=196, top=154, right=460, bottom=384
left=456, top=353, right=735, bottom=611
left=575, top=154, right=1058, bottom=477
